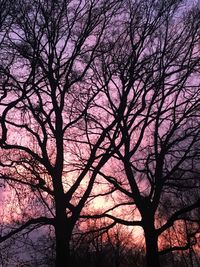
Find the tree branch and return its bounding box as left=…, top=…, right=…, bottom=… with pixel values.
left=0, top=217, right=54, bottom=243
left=157, top=199, right=200, bottom=235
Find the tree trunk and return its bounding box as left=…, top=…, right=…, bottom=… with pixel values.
left=54, top=199, right=73, bottom=267
left=55, top=232, right=70, bottom=267
left=143, top=215, right=160, bottom=267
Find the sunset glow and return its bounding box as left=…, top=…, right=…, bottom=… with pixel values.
left=0, top=1, right=200, bottom=267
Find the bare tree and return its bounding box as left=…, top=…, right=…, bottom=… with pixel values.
left=1, top=1, right=200, bottom=266
left=81, top=1, right=200, bottom=266
left=0, top=0, right=123, bottom=266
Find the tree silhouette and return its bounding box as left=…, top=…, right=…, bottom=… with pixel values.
left=0, top=0, right=123, bottom=266
left=0, top=1, right=200, bottom=267
left=81, top=1, right=200, bottom=266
